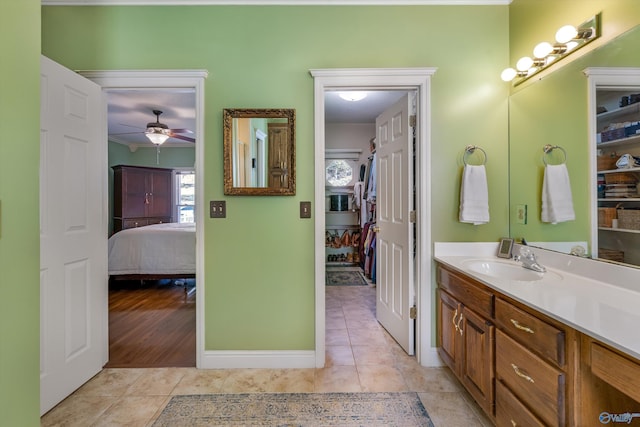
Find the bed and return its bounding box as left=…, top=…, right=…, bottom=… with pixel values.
left=108, top=222, right=196, bottom=281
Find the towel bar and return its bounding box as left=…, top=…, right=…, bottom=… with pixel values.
left=463, top=145, right=487, bottom=166
left=542, top=144, right=567, bottom=165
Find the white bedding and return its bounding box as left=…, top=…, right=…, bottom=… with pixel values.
left=108, top=222, right=195, bottom=276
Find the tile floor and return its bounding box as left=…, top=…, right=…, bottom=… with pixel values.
left=41, top=273, right=493, bottom=426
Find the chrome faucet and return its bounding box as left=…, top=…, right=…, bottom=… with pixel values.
left=513, top=246, right=546, bottom=273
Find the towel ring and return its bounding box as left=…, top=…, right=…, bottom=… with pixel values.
left=463, top=145, right=487, bottom=166
left=542, top=144, right=567, bottom=165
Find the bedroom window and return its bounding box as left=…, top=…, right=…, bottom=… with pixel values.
left=175, top=170, right=195, bottom=223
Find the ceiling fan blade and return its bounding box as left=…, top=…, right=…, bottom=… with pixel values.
left=169, top=128, right=194, bottom=134
left=118, top=123, right=145, bottom=130
left=168, top=133, right=196, bottom=143
left=109, top=131, right=144, bottom=136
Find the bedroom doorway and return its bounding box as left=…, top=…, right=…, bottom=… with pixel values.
left=80, top=70, right=207, bottom=369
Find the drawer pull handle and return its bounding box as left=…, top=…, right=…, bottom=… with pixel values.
left=510, top=420, right=517, bottom=427
left=452, top=309, right=459, bottom=332
left=510, top=319, right=534, bottom=334
left=458, top=313, right=464, bottom=336
left=511, top=363, right=535, bottom=383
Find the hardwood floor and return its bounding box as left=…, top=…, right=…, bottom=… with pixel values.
left=106, top=279, right=196, bottom=368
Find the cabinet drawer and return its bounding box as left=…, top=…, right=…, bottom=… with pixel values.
left=495, top=298, right=565, bottom=366
left=122, top=218, right=149, bottom=229
left=437, top=266, right=494, bottom=318
left=496, top=380, right=545, bottom=427
left=147, top=217, right=172, bottom=225
left=496, top=330, right=565, bottom=427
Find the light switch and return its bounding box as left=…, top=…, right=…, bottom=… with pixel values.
left=210, top=201, right=226, bottom=218
left=300, top=201, right=312, bottom=218
left=515, top=204, right=527, bottom=224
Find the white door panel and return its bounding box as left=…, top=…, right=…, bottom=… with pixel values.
left=40, top=56, right=106, bottom=415
left=375, top=94, right=414, bottom=355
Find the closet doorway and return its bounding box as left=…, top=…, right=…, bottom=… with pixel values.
left=311, top=68, right=438, bottom=368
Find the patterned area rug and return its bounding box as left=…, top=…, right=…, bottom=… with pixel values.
left=326, top=270, right=367, bottom=286
left=153, top=392, right=434, bottom=426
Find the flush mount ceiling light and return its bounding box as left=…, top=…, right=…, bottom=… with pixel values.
left=501, top=14, right=600, bottom=85
left=338, top=91, right=368, bottom=102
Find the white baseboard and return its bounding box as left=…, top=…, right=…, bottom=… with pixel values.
left=419, top=347, right=445, bottom=367
left=200, top=350, right=316, bottom=369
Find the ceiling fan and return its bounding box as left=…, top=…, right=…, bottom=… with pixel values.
left=110, top=109, right=195, bottom=145
left=144, top=109, right=195, bottom=145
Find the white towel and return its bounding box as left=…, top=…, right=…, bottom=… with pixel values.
left=459, top=165, right=490, bottom=225
left=541, top=164, right=575, bottom=224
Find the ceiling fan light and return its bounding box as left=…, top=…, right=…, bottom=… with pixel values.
left=145, top=128, right=170, bottom=145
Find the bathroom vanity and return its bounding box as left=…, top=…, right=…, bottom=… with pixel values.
left=434, top=243, right=640, bottom=427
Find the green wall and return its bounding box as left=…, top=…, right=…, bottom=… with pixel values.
left=42, top=5, right=510, bottom=352
left=0, top=1, right=41, bottom=425
left=508, top=0, right=640, bottom=247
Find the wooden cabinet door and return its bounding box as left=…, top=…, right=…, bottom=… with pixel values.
left=120, top=167, right=147, bottom=218
left=460, top=306, right=495, bottom=416
left=438, top=289, right=461, bottom=373
left=147, top=169, right=172, bottom=218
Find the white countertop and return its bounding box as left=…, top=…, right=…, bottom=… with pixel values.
left=434, top=242, right=640, bottom=361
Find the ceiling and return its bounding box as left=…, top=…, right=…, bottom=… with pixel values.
left=107, top=89, right=408, bottom=148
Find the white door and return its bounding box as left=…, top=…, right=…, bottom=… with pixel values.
left=375, top=94, right=415, bottom=355
left=40, top=56, right=107, bottom=415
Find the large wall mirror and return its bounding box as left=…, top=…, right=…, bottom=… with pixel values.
left=509, top=25, right=640, bottom=268
left=223, top=108, right=296, bottom=195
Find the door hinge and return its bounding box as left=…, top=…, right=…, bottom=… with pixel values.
left=409, top=115, right=416, bottom=127
left=410, top=305, right=417, bottom=319
left=409, top=210, right=416, bottom=223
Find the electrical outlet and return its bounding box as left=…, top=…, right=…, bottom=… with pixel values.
left=210, top=201, right=226, bottom=218
left=515, top=204, right=527, bottom=224
left=300, top=201, right=311, bottom=218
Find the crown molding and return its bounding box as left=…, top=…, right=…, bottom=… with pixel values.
left=43, top=0, right=511, bottom=5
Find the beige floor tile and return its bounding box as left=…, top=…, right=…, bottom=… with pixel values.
left=171, top=368, right=229, bottom=394
left=314, top=366, right=362, bottom=392
left=267, top=368, right=315, bottom=392
left=75, top=368, right=145, bottom=397
left=221, top=368, right=275, bottom=393
left=326, top=345, right=355, bottom=366
left=41, top=395, right=116, bottom=427
left=326, top=327, right=351, bottom=346
left=418, top=391, right=487, bottom=427
left=347, top=327, right=390, bottom=346
left=357, top=364, right=408, bottom=392
left=125, top=367, right=188, bottom=395
left=401, top=366, right=462, bottom=393
left=92, top=395, right=167, bottom=427
left=351, top=344, right=395, bottom=365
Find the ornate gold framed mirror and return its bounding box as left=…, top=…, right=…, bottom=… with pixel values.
left=223, top=108, right=296, bottom=195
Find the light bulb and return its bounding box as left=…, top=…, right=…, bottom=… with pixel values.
left=533, top=42, right=553, bottom=58
left=516, top=56, right=534, bottom=72
left=556, top=25, right=578, bottom=44
left=501, top=68, right=517, bottom=82
left=565, top=41, right=579, bottom=52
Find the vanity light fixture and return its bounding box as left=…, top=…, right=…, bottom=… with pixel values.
left=501, top=14, right=600, bottom=85
left=338, top=91, right=367, bottom=102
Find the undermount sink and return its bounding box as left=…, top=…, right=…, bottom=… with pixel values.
left=461, top=259, right=562, bottom=282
